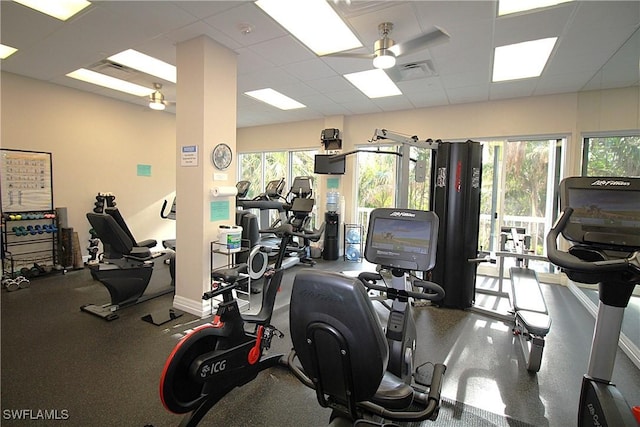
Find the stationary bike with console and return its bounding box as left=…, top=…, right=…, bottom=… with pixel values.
left=159, top=223, right=321, bottom=427
left=358, top=208, right=445, bottom=384
left=286, top=208, right=447, bottom=425
left=547, top=176, right=640, bottom=427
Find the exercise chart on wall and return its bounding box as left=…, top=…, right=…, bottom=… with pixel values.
left=0, top=149, right=53, bottom=212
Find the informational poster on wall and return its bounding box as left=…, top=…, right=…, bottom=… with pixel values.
left=0, top=149, right=53, bottom=212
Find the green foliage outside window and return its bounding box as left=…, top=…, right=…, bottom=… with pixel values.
left=583, top=136, right=640, bottom=177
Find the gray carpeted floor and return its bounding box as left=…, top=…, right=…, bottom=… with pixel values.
left=1, top=259, right=639, bottom=426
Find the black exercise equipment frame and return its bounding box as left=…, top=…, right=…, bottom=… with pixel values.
left=159, top=224, right=315, bottom=426
left=547, top=176, right=640, bottom=427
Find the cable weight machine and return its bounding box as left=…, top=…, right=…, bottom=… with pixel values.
left=344, top=129, right=482, bottom=309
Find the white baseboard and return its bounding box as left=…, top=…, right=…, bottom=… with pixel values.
left=172, top=292, right=250, bottom=318
left=172, top=294, right=212, bottom=318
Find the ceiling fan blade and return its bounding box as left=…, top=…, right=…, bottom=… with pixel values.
left=321, top=52, right=375, bottom=60
left=389, top=26, right=450, bottom=57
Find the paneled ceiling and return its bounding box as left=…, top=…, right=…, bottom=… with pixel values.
left=1, top=1, right=638, bottom=128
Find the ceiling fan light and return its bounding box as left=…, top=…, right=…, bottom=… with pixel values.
left=149, top=91, right=166, bottom=110
left=149, top=101, right=165, bottom=111
left=373, top=51, right=396, bottom=69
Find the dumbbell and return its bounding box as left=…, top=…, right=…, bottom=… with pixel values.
left=3, top=278, right=19, bottom=292
left=15, top=276, right=30, bottom=289
left=12, top=226, right=27, bottom=236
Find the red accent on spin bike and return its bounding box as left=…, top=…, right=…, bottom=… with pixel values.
left=632, top=406, right=640, bottom=423
left=247, top=325, right=264, bottom=365
left=212, top=315, right=224, bottom=328
left=159, top=323, right=214, bottom=413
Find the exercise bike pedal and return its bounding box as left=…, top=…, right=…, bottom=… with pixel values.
left=413, top=362, right=436, bottom=387
left=261, top=325, right=284, bottom=351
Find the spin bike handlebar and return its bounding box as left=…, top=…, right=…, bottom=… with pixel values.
left=546, top=208, right=640, bottom=274
left=358, top=272, right=445, bottom=302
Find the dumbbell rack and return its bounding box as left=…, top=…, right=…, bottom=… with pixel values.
left=1, top=212, right=59, bottom=279
left=0, top=148, right=57, bottom=280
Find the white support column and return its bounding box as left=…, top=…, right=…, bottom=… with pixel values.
left=173, top=36, right=237, bottom=317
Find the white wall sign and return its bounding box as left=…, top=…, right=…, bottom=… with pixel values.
left=181, top=145, right=198, bottom=167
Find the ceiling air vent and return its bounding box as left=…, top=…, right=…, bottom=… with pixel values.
left=388, top=59, right=438, bottom=82
left=89, top=59, right=138, bottom=80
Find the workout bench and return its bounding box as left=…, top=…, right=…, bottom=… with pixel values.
left=510, top=266, right=551, bottom=373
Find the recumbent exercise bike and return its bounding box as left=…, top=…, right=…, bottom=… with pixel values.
left=286, top=208, right=447, bottom=425
left=547, top=176, right=640, bottom=427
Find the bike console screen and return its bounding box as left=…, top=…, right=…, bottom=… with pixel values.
left=364, top=208, right=439, bottom=271
left=560, top=176, right=640, bottom=250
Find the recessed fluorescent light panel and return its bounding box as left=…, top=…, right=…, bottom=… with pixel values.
left=492, top=37, right=557, bottom=82
left=13, top=0, right=91, bottom=21
left=0, top=44, right=18, bottom=59
left=255, top=0, right=362, bottom=56
left=245, top=88, right=306, bottom=110
left=498, top=0, right=574, bottom=16
left=66, top=68, right=155, bottom=97
left=343, top=69, right=402, bottom=98
left=108, top=49, right=177, bottom=83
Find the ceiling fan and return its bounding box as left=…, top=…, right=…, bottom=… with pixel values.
left=148, top=83, right=174, bottom=111
left=324, top=22, right=450, bottom=70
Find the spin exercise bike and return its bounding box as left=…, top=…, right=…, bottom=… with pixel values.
left=286, top=208, right=447, bottom=425
left=159, top=223, right=322, bottom=427
left=547, top=176, right=640, bottom=427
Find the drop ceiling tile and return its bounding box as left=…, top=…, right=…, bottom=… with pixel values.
left=285, top=58, right=337, bottom=81
left=324, top=89, right=369, bottom=104
left=445, top=84, right=490, bottom=104
left=306, top=75, right=355, bottom=93
left=535, top=70, right=598, bottom=95
left=372, top=96, right=414, bottom=111
left=202, top=2, right=288, bottom=47
left=340, top=99, right=382, bottom=115
left=96, top=1, right=196, bottom=39
left=489, top=79, right=536, bottom=100
left=237, top=67, right=299, bottom=92
left=404, top=86, right=449, bottom=108
left=0, top=1, right=63, bottom=47
left=248, top=36, right=316, bottom=66
left=166, top=22, right=242, bottom=50
left=172, top=1, right=240, bottom=20
left=236, top=48, right=276, bottom=75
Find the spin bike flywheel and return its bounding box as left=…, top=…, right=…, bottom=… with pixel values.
left=160, top=324, right=219, bottom=414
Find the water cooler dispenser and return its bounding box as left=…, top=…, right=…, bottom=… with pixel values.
left=323, top=192, right=340, bottom=261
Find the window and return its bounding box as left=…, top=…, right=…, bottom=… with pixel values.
left=238, top=153, right=262, bottom=199
left=479, top=138, right=563, bottom=260
left=355, top=145, right=397, bottom=230
left=238, top=149, right=319, bottom=225
left=582, top=135, right=640, bottom=177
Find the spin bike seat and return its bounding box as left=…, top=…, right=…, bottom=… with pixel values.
left=211, top=263, right=248, bottom=284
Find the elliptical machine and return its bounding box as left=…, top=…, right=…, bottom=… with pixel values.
left=547, top=176, right=640, bottom=427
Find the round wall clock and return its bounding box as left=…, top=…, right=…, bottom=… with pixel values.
left=212, top=143, right=232, bottom=170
